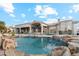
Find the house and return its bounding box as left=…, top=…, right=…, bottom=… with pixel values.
left=14, top=20, right=79, bottom=35
left=48, top=20, right=79, bottom=35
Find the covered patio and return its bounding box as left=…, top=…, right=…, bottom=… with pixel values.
left=31, top=21, right=48, bottom=34
left=14, top=21, right=48, bottom=34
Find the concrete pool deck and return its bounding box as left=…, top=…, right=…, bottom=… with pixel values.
left=15, top=34, right=79, bottom=40
left=2, top=33, right=79, bottom=39
left=15, top=34, right=53, bottom=38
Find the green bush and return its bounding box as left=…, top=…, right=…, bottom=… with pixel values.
left=67, top=30, right=72, bottom=35
left=11, top=32, right=15, bottom=36
left=59, top=31, right=63, bottom=34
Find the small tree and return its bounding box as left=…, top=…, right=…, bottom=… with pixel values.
left=11, top=31, right=15, bottom=37
left=0, top=21, right=6, bottom=34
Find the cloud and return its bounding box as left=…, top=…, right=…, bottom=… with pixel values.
left=69, top=4, right=79, bottom=13
left=39, top=15, right=47, bottom=18
left=44, top=18, right=58, bottom=24
left=35, top=5, right=42, bottom=15
left=9, top=14, right=15, bottom=18
left=21, top=13, right=26, bottom=18
left=0, top=3, right=15, bottom=14
left=72, top=4, right=79, bottom=13
left=35, top=5, right=58, bottom=18
left=62, top=16, right=66, bottom=19
left=69, top=10, right=73, bottom=13
left=0, top=3, right=15, bottom=18
left=68, top=16, right=73, bottom=19
left=61, top=16, right=73, bottom=20
left=44, top=7, right=58, bottom=15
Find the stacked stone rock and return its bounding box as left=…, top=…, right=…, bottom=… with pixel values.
left=63, top=35, right=74, bottom=42
left=51, top=46, right=71, bottom=56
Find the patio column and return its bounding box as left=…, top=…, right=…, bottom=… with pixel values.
left=57, top=19, right=60, bottom=35
left=56, top=25, right=58, bottom=35
left=56, top=25, right=59, bottom=35
left=29, top=26, right=32, bottom=34
left=72, top=22, right=74, bottom=35
left=19, top=28, right=21, bottom=34
left=41, top=24, right=43, bottom=34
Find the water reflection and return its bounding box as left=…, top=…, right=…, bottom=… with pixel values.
left=16, top=37, right=68, bottom=54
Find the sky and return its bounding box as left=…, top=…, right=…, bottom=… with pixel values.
left=0, top=3, right=79, bottom=26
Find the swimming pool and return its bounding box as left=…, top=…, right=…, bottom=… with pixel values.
left=16, top=37, right=68, bottom=55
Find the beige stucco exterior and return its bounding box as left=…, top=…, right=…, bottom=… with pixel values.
left=48, top=20, right=79, bottom=35
left=14, top=20, right=79, bottom=35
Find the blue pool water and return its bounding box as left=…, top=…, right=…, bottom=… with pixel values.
left=16, top=37, right=68, bottom=54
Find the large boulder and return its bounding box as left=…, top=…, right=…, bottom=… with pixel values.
left=62, top=47, right=71, bottom=56
left=63, top=35, right=73, bottom=42
left=72, top=53, right=79, bottom=56
left=68, top=44, right=77, bottom=55
left=2, top=36, right=16, bottom=56
left=0, top=34, right=2, bottom=48
left=0, top=49, right=5, bottom=56
left=51, top=46, right=71, bottom=56
left=15, top=50, right=25, bottom=56
left=51, top=46, right=65, bottom=56
left=4, top=48, right=15, bottom=56
left=0, top=37, right=2, bottom=47
left=3, top=38, right=16, bottom=50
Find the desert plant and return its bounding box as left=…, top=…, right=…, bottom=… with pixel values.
left=59, top=30, right=63, bottom=34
